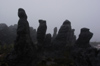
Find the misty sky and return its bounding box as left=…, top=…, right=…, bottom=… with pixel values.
left=0, top=0, right=100, bottom=42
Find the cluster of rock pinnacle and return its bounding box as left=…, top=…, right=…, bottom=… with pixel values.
left=3, top=8, right=100, bottom=66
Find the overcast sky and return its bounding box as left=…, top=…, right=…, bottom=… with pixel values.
left=0, top=0, right=100, bottom=42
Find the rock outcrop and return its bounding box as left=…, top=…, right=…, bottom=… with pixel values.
left=3, top=8, right=100, bottom=66
left=52, top=27, right=57, bottom=41
left=6, top=8, right=37, bottom=66
left=37, top=19, right=47, bottom=44
left=51, top=20, right=71, bottom=58
left=75, top=28, right=93, bottom=48
left=72, top=28, right=100, bottom=66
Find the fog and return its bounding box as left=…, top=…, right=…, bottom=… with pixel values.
left=0, top=0, right=100, bottom=41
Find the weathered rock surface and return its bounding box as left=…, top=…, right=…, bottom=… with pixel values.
left=63, top=20, right=76, bottom=46
left=3, top=8, right=100, bottom=66
left=72, top=28, right=100, bottom=66
left=44, top=33, right=51, bottom=50
left=6, top=8, right=37, bottom=66
left=51, top=20, right=71, bottom=58
left=37, top=19, right=47, bottom=44
left=36, top=19, right=47, bottom=62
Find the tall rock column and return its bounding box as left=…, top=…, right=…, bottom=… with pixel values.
left=75, top=28, right=93, bottom=48
left=51, top=20, right=71, bottom=58
left=6, top=8, right=37, bottom=66
left=36, top=19, right=47, bottom=60
left=37, top=19, right=47, bottom=45
left=72, top=28, right=94, bottom=66
left=63, top=20, right=76, bottom=46
left=52, top=27, right=57, bottom=41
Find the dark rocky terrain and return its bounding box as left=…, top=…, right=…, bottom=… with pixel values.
left=0, top=8, right=100, bottom=66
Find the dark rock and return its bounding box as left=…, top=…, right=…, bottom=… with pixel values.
left=51, top=20, right=71, bottom=58
left=52, top=27, right=57, bottom=41
left=56, top=20, right=71, bottom=41
left=18, top=8, right=27, bottom=19
left=8, top=24, right=17, bottom=44
left=34, top=20, right=47, bottom=63
left=71, top=28, right=96, bottom=66
left=37, top=19, right=47, bottom=44
left=75, top=28, right=93, bottom=48
left=42, top=33, right=52, bottom=58
left=84, top=47, right=99, bottom=66
left=44, top=33, right=52, bottom=52
left=30, top=27, right=37, bottom=43
left=2, top=8, right=100, bottom=65
left=70, top=29, right=76, bottom=45
left=0, top=23, right=11, bottom=44
left=17, top=8, right=29, bottom=36
left=6, top=8, right=37, bottom=66
left=63, top=20, right=76, bottom=46
left=44, top=33, right=51, bottom=47
left=0, top=23, right=37, bottom=45
left=0, top=40, right=3, bottom=46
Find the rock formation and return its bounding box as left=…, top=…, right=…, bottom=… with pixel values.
left=0, top=23, right=37, bottom=45
left=6, top=8, right=37, bottom=66
left=52, top=27, right=57, bottom=41
left=30, top=27, right=37, bottom=43
left=1, top=8, right=100, bottom=66
left=36, top=19, right=47, bottom=62
left=75, top=28, right=93, bottom=48
left=44, top=33, right=51, bottom=49
left=62, top=20, right=76, bottom=46
left=51, top=20, right=71, bottom=58
left=0, top=23, right=11, bottom=44
left=72, top=28, right=100, bottom=66
left=42, top=33, right=52, bottom=58
left=70, top=29, right=76, bottom=45
left=37, top=19, right=47, bottom=44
